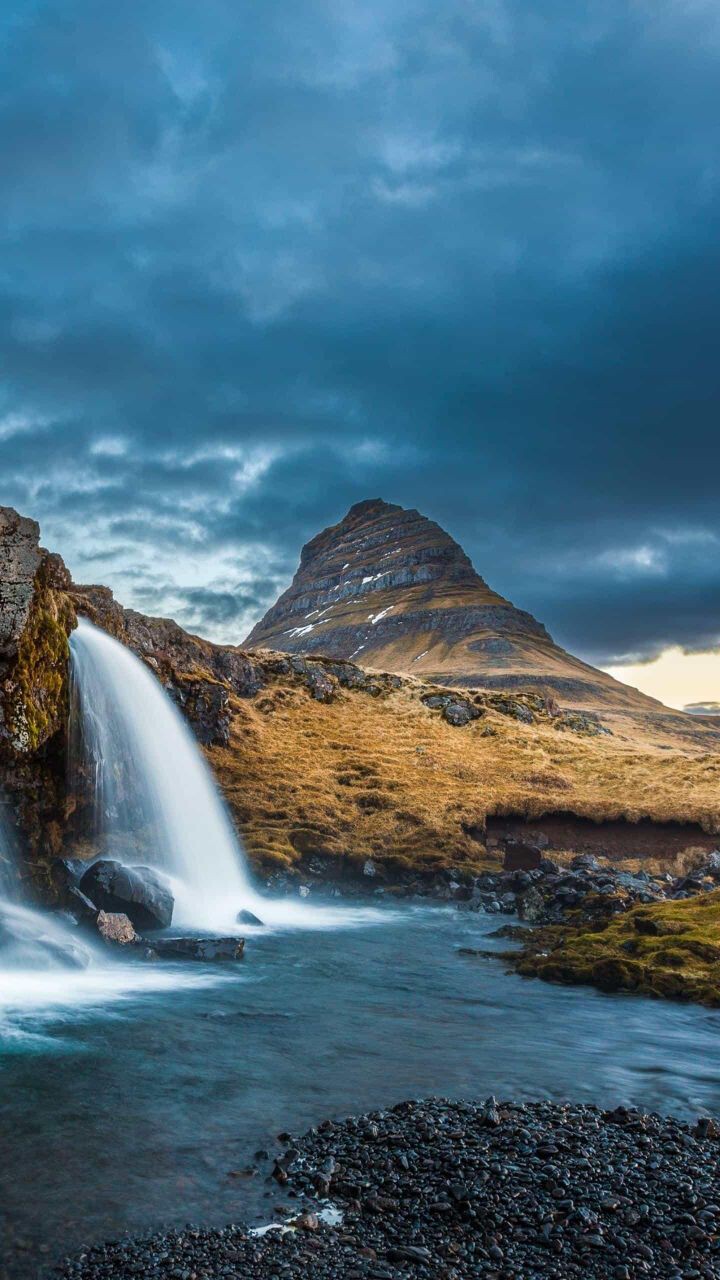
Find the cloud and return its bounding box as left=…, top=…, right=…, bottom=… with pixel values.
left=0, top=0, right=717, bottom=662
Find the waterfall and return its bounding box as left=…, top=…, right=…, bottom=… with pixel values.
left=0, top=801, right=93, bottom=972
left=69, top=619, right=270, bottom=931
left=68, top=618, right=391, bottom=934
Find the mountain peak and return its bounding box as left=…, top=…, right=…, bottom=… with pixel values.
left=245, top=497, right=549, bottom=669
left=245, top=499, right=665, bottom=713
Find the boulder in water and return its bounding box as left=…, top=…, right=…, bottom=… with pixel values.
left=79, top=860, right=174, bottom=930
left=95, top=910, right=139, bottom=947
left=151, top=936, right=245, bottom=962
left=236, top=909, right=264, bottom=927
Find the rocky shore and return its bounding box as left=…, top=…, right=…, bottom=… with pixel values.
left=55, top=1097, right=720, bottom=1279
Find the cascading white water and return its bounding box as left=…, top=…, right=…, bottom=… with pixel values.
left=0, top=800, right=94, bottom=974
left=68, top=618, right=369, bottom=933
left=69, top=619, right=262, bottom=930
left=0, top=788, right=230, bottom=1029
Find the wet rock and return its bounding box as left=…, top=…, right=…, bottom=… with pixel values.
left=516, top=884, right=547, bottom=923
left=79, top=860, right=174, bottom=930
left=292, top=1212, right=320, bottom=1232
left=236, top=909, right=264, bottom=926
left=169, top=677, right=231, bottom=746
left=95, top=910, right=139, bottom=947
left=56, top=1095, right=720, bottom=1280
left=52, top=857, right=88, bottom=891
left=150, top=935, right=245, bottom=962
left=65, top=884, right=100, bottom=926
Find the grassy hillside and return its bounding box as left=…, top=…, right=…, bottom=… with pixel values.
left=205, top=659, right=720, bottom=875
left=68, top=584, right=720, bottom=881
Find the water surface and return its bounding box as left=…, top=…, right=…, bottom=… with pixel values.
left=1, top=903, right=719, bottom=1278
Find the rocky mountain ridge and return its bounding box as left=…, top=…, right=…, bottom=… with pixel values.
left=244, top=499, right=680, bottom=720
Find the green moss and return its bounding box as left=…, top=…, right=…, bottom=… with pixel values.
left=3, top=584, right=76, bottom=753
left=512, top=891, right=720, bottom=1007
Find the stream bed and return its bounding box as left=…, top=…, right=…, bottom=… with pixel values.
left=2, top=902, right=720, bottom=1277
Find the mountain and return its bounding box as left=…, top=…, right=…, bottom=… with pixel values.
left=244, top=499, right=669, bottom=718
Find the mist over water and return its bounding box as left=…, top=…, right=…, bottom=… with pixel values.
left=0, top=795, right=98, bottom=1006
left=68, top=619, right=384, bottom=934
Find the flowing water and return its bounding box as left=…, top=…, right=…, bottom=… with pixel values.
left=68, top=619, right=363, bottom=933
left=0, top=799, right=95, bottom=982
left=2, top=907, right=720, bottom=1278
left=2, top=625, right=720, bottom=1275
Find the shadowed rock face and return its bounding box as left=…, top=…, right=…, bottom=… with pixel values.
left=0, top=508, right=75, bottom=756
left=243, top=499, right=660, bottom=713
left=0, top=509, right=43, bottom=660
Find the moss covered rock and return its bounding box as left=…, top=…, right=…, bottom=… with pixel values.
left=512, top=891, right=720, bottom=1006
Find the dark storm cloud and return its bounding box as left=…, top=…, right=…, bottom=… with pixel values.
left=0, top=0, right=718, bottom=660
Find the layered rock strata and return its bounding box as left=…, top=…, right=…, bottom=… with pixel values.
left=244, top=499, right=694, bottom=720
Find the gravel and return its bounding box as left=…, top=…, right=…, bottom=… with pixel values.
left=54, top=1097, right=720, bottom=1279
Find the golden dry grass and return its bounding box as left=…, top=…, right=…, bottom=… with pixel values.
left=206, top=666, right=720, bottom=874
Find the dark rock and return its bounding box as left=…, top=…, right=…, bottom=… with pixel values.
left=169, top=677, right=231, bottom=747
left=461, top=819, right=486, bottom=843
left=58, top=1095, right=720, bottom=1280
left=151, top=936, right=245, bottom=962
left=236, top=909, right=264, bottom=926
left=443, top=699, right=481, bottom=727
left=516, top=885, right=547, bottom=923
left=65, top=884, right=100, bottom=925
left=570, top=853, right=602, bottom=872
left=502, top=837, right=546, bottom=872
left=290, top=657, right=335, bottom=702
left=52, top=857, right=88, bottom=891
left=79, top=860, right=174, bottom=930
left=633, top=914, right=686, bottom=937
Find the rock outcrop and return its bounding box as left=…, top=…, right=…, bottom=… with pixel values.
left=244, top=498, right=673, bottom=718
left=0, top=508, right=75, bottom=755
left=0, top=510, right=76, bottom=893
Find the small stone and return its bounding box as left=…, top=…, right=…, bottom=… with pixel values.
left=94, top=910, right=139, bottom=947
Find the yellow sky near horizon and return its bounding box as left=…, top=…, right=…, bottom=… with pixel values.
left=604, top=647, right=720, bottom=713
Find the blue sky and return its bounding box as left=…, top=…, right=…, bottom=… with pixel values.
left=1, top=0, right=718, bottom=696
